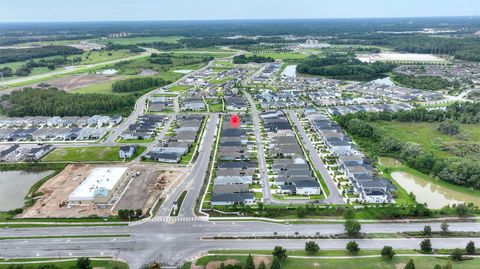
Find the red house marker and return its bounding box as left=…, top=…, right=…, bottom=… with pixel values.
left=229, top=114, right=240, bottom=128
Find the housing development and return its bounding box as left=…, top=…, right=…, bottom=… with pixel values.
left=1, top=10, right=480, bottom=269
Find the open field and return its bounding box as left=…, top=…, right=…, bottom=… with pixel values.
left=372, top=121, right=480, bottom=158
left=96, top=36, right=182, bottom=45
left=35, top=74, right=121, bottom=92
left=246, top=52, right=308, bottom=61
left=41, top=146, right=145, bottom=162
left=68, top=49, right=136, bottom=65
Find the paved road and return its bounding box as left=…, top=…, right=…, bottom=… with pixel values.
left=155, top=113, right=219, bottom=218
left=287, top=110, right=344, bottom=204
left=1, top=221, right=480, bottom=268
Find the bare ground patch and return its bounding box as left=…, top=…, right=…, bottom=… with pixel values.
left=37, top=74, right=119, bottom=92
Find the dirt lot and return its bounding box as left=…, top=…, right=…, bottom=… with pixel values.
left=19, top=163, right=184, bottom=219
left=114, top=166, right=184, bottom=214
left=35, top=74, right=119, bottom=92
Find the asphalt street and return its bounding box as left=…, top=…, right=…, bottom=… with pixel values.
left=286, top=110, right=344, bottom=204
left=1, top=221, right=480, bottom=268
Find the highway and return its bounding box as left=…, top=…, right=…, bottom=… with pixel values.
left=1, top=220, right=480, bottom=268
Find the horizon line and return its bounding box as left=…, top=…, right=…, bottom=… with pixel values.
left=1, top=14, right=479, bottom=24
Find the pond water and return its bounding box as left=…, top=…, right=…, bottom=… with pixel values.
left=391, top=171, right=480, bottom=209
left=281, top=65, right=297, bottom=78
left=0, top=170, right=54, bottom=211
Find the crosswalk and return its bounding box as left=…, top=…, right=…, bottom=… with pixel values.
left=149, top=216, right=206, bottom=223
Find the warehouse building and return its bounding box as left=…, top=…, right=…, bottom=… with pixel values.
left=68, top=167, right=128, bottom=205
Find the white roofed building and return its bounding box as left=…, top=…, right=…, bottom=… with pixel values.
left=68, top=167, right=128, bottom=205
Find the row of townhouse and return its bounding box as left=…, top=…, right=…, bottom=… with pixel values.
left=328, top=103, right=413, bottom=116
left=0, top=127, right=107, bottom=142
left=256, top=89, right=304, bottom=110
left=306, top=109, right=395, bottom=203
left=346, top=80, right=444, bottom=102
left=0, top=144, right=55, bottom=162
left=145, top=114, right=203, bottom=163
left=211, top=114, right=256, bottom=206
left=261, top=110, right=321, bottom=196
left=121, top=115, right=167, bottom=140
left=148, top=96, right=175, bottom=112
left=0, top=115, right=122, bottom=129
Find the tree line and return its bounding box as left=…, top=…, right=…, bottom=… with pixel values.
left=296, top=54, right=396, bottom=81
left=0, top=45, right=83, bottom=64
left=0, top=88, right=136, bottom=117
left=337, top=103, right=480, bottom=189
left=112, top=77, right=169, bottom=93
left=233, top=54, right=275, bottom=64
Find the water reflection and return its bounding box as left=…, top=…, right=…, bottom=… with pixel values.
left=0, top=170, right=54, bottom=211
left=391, top=171, right=480, bottom=209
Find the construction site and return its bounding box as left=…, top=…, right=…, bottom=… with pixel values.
left=19, top=163, right=185, bottom=218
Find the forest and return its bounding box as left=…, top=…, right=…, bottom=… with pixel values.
left=296, top=54, right=396, bottom=81
left=0, top=88, right=136, bottom=116
left=0, top=46, right=83, bottom=64
left=232, top=54, right=275, bottom=64
left=111, top=77, right=169, bottom=93
left=337, top=102, right=480, bottom=189
left=392, top=75, right=459, bottom=91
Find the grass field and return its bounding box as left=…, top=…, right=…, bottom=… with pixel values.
left=71, top=79, right=123, bottom=94
left=70, top=49, right=136, bottom=65
left=372, top=121, right=480, bottom=158
left=41, top=146, right=145, bottom=162
left=0, top=259, right=128, bottom=269
left=246, top=52, right=308, bottom=61
left=96, top=36, right=182, bottom=45
left=197, top=254, right=479, bottom=269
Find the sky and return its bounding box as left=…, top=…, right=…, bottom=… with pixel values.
left=0, top=0, right=479, bottom=22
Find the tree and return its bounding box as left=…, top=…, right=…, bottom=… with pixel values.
left=423, top=225, right=432, bottom=236
left=455, top=204, right=469, bottom=216
left=244, top=254, right=255, bottom=269
left=305, top=241, right=320, bottom=254
left=272, top=246, right=287, bottom=260
left=404, top=259, right=415, bottom=269
left=258, top=261, right=266, bottom=269
left=466, top=241, right=476, bottom=255
left=270, top=257, right=281, bottom=269
left=440, top=221, right=449, bottom=235
left=437, top=119, right=460, bottom=136
left=380, top=246, right=395, bottom=260
left=343, top=207, right=355, bottom=219
left=420, top=239, right=433, bottom=253
left=443, top=261, right=452, bottom=269
left=76, top=258, right=91, bottom=269
left=344, top=220, right=361, bottom=236
left=450, top=248, right=463, bottom=261
left=433, top=265, right=442, bottom=269
left=346, top=241, right=360, bottom=254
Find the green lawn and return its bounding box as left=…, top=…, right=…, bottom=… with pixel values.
left=41, top=146, right=145, bottom=162
left=71, top=49, right=136, bottom=65
left=0, top=259, right=128, bottom=269
left=169, top=85, right=192, bottom=92
left=71, top=79, right=123, bottom=94
left=372, top=121, right=480, bottom=158
left=197, top=254, right=479, bottom=269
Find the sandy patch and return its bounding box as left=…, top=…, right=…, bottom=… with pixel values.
left=205, top=259, right=239, bottom=269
